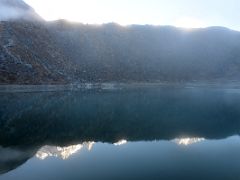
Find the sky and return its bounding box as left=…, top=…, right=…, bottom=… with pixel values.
left=24, top=0, right=240, bottom=30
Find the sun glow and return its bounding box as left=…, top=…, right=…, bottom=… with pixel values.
left=35, top=140, right=128, bottom=160
left=174, top=137, right=205, bottom=146
left=114, top=139, right=127, bottom=146
left=22, top=0, right=239, bottom=30
left=175, top=17, right=206, bottom=29
left=24, top=0, right=138, bottom=24
left=36, top=142, right=94, bottom=160
left=23, top=0, right=163, bottom=25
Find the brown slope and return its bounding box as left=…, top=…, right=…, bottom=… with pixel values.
left=0, top=21, right=77, bottom=84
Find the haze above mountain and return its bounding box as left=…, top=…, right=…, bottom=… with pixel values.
left=0, top=0, right=240, bottom=84
left=0, top=0, right=42, bottom=21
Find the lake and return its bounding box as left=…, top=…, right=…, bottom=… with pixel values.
left=0, top=85, right=240, bottom=180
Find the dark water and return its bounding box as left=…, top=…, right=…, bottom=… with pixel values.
left=0, top=86, right=240, bottom=180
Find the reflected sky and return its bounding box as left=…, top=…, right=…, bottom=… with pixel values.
left=0, top=86, right=240, bottom=179
left=36, top=142, right=94, bottom=160
left=35, top=137, right=205, bottom=161
left=0, top=136, right=240, bottom=180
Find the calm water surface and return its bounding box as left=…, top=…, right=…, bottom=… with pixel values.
left=0, top=86, right=240, bottom=180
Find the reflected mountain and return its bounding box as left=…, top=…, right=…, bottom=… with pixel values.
left=1, top=87, right=240, bottom=146
left=0, top=146, right=38, bottom=175
left=36, top=142, right=94, bottom=160
left=174, top=137, right=205, bottom=146
left=0, top=86, right=240, bottom=174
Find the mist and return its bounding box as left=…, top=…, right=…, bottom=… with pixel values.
left=0, top=2, right=25, bottom=20
left=1, top=0, right=240, bottom=180
left=0, top=0, right=41, bottom=21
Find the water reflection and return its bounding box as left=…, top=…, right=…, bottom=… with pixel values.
left=174, top=137, right=205, bottom=146
left=0, top=86, right=240, bottom=179
left=36, top=142, right=94, bottom=160
left=0, top=146, right=37, bottom=175
left=35, top=137, right=206, bottom=160
left=114, top=139, right=128, bottom=146
left=1, top=136, right=239, bottom=180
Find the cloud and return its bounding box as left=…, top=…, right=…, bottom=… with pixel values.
left=0, top=0, right=40, bottom=21
left=0, top=2, right=26, bottom=20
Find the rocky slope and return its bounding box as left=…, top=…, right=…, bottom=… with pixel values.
left=49, top=21, right=240, bottom=82
left=0, top=0, right=240, bottom=84
left=0, top=21, right=77, bottom=84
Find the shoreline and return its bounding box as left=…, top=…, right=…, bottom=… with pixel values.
left=0, top=81, right=240, bottom=93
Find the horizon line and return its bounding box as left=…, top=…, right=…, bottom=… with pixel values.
left=44, top=19, right=239, bottom=32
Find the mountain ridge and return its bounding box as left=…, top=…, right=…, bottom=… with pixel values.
left=0, top=0, right=240, bottom=84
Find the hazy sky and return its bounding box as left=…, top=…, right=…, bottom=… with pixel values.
left=24, top=0, right=240, bottom=30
